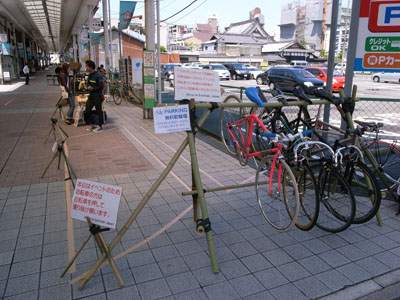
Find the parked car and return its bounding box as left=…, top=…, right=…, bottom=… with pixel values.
left=244, top=65, right=264, bottom=79
left=371, top=72, right=400, bottom=83
left=304, top=67, right=345, bottom=91
left=223, top=63, right=251, bottom=80
left=290, top=60, right=308, bottom=68
left=334, top=63, right=346, bottom=74
left=161, top=63, right=182, bottom=80
left=202, top=64, right=230, bottom=80
left=256, top=67, right=325, bottom=94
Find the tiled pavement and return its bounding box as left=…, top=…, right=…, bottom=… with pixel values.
left=0, top=70, right=400, bottom=300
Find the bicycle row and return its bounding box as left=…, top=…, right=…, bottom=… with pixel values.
left=219, top=86, right=400, bottom=234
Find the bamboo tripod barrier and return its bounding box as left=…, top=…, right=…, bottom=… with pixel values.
left=61, top=217, right=124, bottom=287
left=43, top=114, right=78, bottom=273
left=77, top=100, right=215, bottom=289
left=75, top=94, right=387, bottom=288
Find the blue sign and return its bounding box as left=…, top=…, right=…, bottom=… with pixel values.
left=119, top=1, right=136, bottom=30
left=90, top=33, right=101, bottom=45
left=1, top=43, right=11, bottom=55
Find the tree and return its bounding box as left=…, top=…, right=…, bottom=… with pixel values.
left=319, top=49, right=328, bottom=57
left=299, top=39, right=307, bottom=48
left=155, top=44, right=167, bottom=53
left=336, top=51, right=343, bottom=59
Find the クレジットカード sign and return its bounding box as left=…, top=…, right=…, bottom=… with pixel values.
left=153, top=104, right=191, bottom=134
left=355, top=0, right=400, bottom=71
left=174, top=67, right=221, bottom=102
left=71, top=179, right=122, bottom=229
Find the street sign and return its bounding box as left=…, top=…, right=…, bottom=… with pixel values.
left=153, top=104, right=191, bottom=134
left=355, top=0, right=400, bottom=71
left=71, top=179, right=122, bottom=229
left=174, top=67, right=221, bottom=102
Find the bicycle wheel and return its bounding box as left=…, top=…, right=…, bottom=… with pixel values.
left=255, top=157, right=300, bottom=232
left=219, top=95, right=244, bottom=155
left=112, top=89, right=122, bottom=105
left=316, top=164, right=355, bottom=233
left=290, top=161, right=319, bottom=231
left=343, top=159, right=381, bottom=224
left=366, top=141, right=400, bottom=191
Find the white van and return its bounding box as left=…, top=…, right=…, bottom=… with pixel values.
left=290, top=60, right=308, bottom=68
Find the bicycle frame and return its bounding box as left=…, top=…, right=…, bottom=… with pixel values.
left=227, top=113, right=284, bottom=195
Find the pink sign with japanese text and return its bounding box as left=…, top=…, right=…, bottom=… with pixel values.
left=71, top=179, right=122, bottom=229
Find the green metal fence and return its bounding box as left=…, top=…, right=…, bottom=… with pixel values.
left=220, top=84, right=400, bottom=140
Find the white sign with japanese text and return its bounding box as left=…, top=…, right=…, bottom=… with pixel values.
left=153, top=104, right=191, bottom=134
left=174, top=67, right=221, bottom=102
left=355, top=0, right=400, bottom=71
left=71, top=179, right=122, bottom=229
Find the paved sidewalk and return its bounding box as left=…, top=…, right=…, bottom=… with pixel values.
left=0, top=70, right=400, bottom=300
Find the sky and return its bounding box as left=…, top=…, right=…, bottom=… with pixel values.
left=98, top=0, right=289, bottom=35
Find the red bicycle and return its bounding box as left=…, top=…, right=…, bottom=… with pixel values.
left=226, top=87, right=300, bottom=232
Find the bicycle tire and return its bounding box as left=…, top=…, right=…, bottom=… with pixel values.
left=366, top=141, right=400, bottom=191
left=113, top=89, right=122, bottom=105
left=255, top=157, right=300, bottom=232
left=290, top=161, right=320, bottom=231
left=316, top=164, right=355, bottom=233
left=343, top=159, right=381, bottom=224
left=219, top=95, right=244, bottom=156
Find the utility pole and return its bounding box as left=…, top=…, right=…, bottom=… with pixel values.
left=102, top=0, right=110, bottom=72
left=323, top=0, right=339, bottom=130
left=156, top=0, right=162, bottom=103
left=145, top=0, right=155, bottom=50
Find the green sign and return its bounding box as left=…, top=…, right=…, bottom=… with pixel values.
left=365, top=37, right=400, bottom=52
left=143, top=50, right=155, bottom=108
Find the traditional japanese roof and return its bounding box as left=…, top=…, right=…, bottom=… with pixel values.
left=224, top=19, right=272, bottom=40
left=206, top=33, right=272, bottom=45
left=262, top=41, right=312, bottom=53
left=196, top=23, right=213, bottom=33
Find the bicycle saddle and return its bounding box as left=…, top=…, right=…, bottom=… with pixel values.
left=271, top=89, right=289, bottom=106
left=256, top=86, right=268, bottom=103
left=245, top=87, right=264, bottom=107
left=354, top=120, right=384, bottom=128
left=313, top=88, right=342, bottom=105
left=293, top=86, right=313, bottom=104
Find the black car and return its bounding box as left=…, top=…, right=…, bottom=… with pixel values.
left=161, top=63, right=182, bottom=80
left=223, top=63, right=251, bottom=80
left=256, top=67, right=325, bottom=94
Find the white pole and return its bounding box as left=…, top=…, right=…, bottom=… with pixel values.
left=108, top=0, right=113, bottom=71
left=102, top=0, right=110, bottom=72
left=156, top=0, right=161, bottom=103
left=89, top=6, right=95, bottom=61
left=145, top=0, right=155, bottom=50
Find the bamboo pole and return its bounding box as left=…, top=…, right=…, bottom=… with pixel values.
left=78, top=107, right=213, bottom=288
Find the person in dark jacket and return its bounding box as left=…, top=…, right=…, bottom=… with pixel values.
left=59, top=63, right=75, bottom=124
left=85, top=60, right=104, bottom=132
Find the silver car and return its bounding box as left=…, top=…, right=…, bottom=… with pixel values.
left=371, top=72, right=400, bottom=83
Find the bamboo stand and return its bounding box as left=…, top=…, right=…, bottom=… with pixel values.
left=76, top=100, right=218, bottom=289
left=61, top=217, right=124, bottom=287
left=51, top=96, right=67, bottom=121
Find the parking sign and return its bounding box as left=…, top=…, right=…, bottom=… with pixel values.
left=355, top=0, right=400, bottom=71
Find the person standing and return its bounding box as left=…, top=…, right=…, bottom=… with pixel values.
left=23, top=64, right=30, bottom=85
left=85, top=60, right=104, bottom=132
left=59, top=63, right=75, bottom=124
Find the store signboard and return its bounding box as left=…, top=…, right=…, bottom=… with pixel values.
left=1, top=43, right=11, bottom=55
left=92, top=18, right=102, bottom=31
left=0, top=34, right=7, bottom=43
left=355, top=0, right=400, bottom=71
